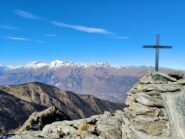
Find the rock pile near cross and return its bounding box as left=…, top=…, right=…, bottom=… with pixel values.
left=124, top=72, right=184, bottom=139
left=11, top=72, right=185, bottom=139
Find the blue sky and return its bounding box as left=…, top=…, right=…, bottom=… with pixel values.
left=0, top=0, right=185, bottom=69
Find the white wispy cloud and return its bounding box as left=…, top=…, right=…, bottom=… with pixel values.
left=0, top=25, right=19, bottom=30
left=12, top=10, right=128, bottom=40
left=52, top=21, right=112, bottom=35
left=4, top=36, right=29, bottom=41
left=14, top=10, right=40, bottom=20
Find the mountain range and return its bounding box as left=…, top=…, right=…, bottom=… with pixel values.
left=0, top=60, right=184, bottom=102
left=0, top=82, right=123, bottom=130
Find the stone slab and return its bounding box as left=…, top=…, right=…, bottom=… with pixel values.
left=162, top=91, right=185, bottom=139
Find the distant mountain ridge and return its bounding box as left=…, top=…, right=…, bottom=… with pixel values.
left=0, top=60, right=118, bottom=69
left=0, top=60, right=184, bottom=102
left=0, top=82, right=123, bottom=130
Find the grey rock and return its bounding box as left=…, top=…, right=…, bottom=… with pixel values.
left=137, top=84, right=181, bottom=92
left=135, top=93, right=164, bottom=107
left=17, top=106, right=71, bottom=133
left=10, top=131, right=42, bottom=139
left=133, top=115, right=160, bottom=122
left=152, top=72, right=177, bottom=82
left=177, top=79, right=185, bottom=85
left=168, top=72, right=184, bottom=80
left=140, top=73, right=167, bottom=84
left=158, top=108, right=169, bottom=118
left=127, top=102, right=160, bottom=116
left=133, top=120, right=168, bottom=136
left=125, top=94, right=136, bottom=106
left=41, top=111, right=124, bottom=139
left=162, top=91, right=185, bottom=139
left=144, top=90, right=162, bottom=96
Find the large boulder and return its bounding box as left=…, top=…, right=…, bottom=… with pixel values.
left=16, top=106, right=71, bottom=133
left=168, top=72, right=184, bottom=80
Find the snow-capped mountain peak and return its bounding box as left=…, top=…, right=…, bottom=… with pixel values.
left=49, top=60, right=74, bottom=68
left=24, top=61, right=48, bottom=69
left=2, top=60, right=120, bottom=70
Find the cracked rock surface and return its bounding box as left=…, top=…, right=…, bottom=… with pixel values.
left=11, top=72, right=185, bottom=139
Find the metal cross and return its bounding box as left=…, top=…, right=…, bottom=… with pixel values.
left=143, top=34, right=173, bottom=71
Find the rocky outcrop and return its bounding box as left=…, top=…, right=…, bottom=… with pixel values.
left=124, top=72, right=185, bottom=139
left=17, top=106, right=71, bottom=133
left=11, top=111, right=126, bottom=139
left=168, top=72, right=184, bottom=80
left=10, top=72, right=185, bottom=139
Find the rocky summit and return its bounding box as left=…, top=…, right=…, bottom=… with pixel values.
left=11, top=72, right=185, bottom=139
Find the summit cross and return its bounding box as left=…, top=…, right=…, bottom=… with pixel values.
left=143, top=34, right=173, bottom=71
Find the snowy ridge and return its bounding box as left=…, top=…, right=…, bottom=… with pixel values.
left=3, top=60, right=121, bottom=70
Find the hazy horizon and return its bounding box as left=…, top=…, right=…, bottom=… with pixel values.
left=0, top=59, right=184, bottom=71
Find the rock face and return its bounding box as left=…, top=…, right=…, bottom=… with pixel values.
left=162, top=90, right=185, bottom=139
left=168, top=72, right=184, bottom=80
left=17, top=106, right=71, bottom=133
left=124, top=72, right=185, bottom=139
left=11, top=72, right=185, bottom=139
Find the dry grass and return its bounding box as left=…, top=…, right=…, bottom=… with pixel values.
left=77, top=124, right=95, bottom=135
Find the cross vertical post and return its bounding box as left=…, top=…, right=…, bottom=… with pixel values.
left=143, top=34, right=173, bottom=71
left=155, top=34, right=160, bottom=71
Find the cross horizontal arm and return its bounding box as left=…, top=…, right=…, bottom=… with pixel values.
left=158, top=45, right=173, bottom=48
left=143, top=45, right=157, bottom=48
left=143, top=45, right=173, bottom=48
